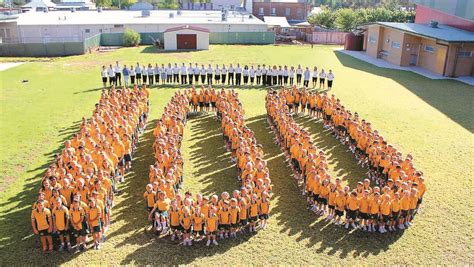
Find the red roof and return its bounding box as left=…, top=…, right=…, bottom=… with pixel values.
left=164, top=25, right=210, bottom=33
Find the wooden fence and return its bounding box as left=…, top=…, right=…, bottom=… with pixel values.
left=306, top=32, right=348, bottom=44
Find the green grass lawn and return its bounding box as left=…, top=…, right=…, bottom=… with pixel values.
left=0, top=45, right=473, bottom=265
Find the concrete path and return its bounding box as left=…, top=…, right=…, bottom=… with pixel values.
left=0, top=62, right=24, bottom=72
left=337, top=49, right=474, bottom=86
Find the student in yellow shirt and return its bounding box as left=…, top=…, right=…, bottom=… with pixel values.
left=192, top=206, right=206, bottom=242
left=345, top=191, right=359, bottom=229
left=31, top=200, right=53, bottom=253
left=218, top=201, right=231, bottom=239
left=333, top=190, right=346, bottom=225
left=326, top=183, right=337, bottom=222
left=248, top=194, right=260, bottom=232
left=357, top=190, right=370, bottom=231
left=180, top=207, right=193, bottom=246
left=229, top=198, right=241, bottom=238
left=390, top=192, right=401, bottom=231
left=52, top=197, right=71, bottom=251
left=399, top=190, right=411, bottom=229
left=87, top=199, right=102, bottom=250
left=70, top=199, right=87, bottom=251
left=148, top=191, right=170, bottom=234
left=379, top=194, right=392, bottom=233
left=368, top=192, right=381, bottom=232
left=259, top=192, right=270, bottom=230
left=406, top=188, right=419, bottom=227
left=239, top=198, right=249, bottom=232
left=169, top=200, right=181, bottom=241
left=206, top=207, right=219, bottom=246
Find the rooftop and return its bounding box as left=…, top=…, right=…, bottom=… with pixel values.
left=374, top=22, right=474, bottom=43
left=263, top=16, right=291, bottom=28
left=11, top=10, right=266, bottom=26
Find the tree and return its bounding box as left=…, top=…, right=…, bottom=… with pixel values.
left=96, top=0, right=112, bottom=7
left=335, top=8, right=359, bottom=32
left=307, top=7, right=336, bottom=29
left=123, top=28, right=141, bottom=47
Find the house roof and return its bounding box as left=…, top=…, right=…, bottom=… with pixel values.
left=373, top=22, right=474, bottom=43
left=13, top=10, right=266, bottom=26
left=164, top=25, right=210, bottom=33
left=22, top=0, right=56, bottom=9
left=263, top=16, right=291, bottom=28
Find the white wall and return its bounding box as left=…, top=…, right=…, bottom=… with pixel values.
left=164, top=29, right=209, bottom=50
left=17, top=22, right=267, bottom=42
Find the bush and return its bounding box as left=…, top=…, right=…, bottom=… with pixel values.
left=335, top=8, right=359, bottom=32
left=123, top=28, right=141, bottom=47
left=308, top=7, right=336, bottom=29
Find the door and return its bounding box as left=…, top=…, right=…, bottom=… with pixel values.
left=177, top=34, right=197, bottom=49
left=409, top=44, right=419, bottom=66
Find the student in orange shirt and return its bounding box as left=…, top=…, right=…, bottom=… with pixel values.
left=31, top=200, right=53, bottom=253
left=206, top=207, right=219, bottom=246
left=259, top=192, right=270, bottom=230
left=345, top=191, right=359, bottom=229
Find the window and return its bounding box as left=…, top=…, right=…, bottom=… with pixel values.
left=368, top=36, right=376, bottom=44
left=85, top=29, right=90, bottom=33
left=258, top=7, right=264, bottom=15
left=424, top=45, right=435, bottom=53
left=271, top=7, right=276, bottom=15
left=296, top=8, right=302, bottom=17
left=458, top=51, right=472, bottom=57
left=114, top=24, right=124, bottom=28
left=285, top=7, right=291, bottom=16
left=391, top=41, right=401, bottom=49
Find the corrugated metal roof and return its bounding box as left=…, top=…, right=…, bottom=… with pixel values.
left=263, top=16, right=291, bottom=28
left=13, top=10, right=266, bottom=26
left=375, top=22, right=474, bottom=43
left=164, top=25, right=210, bottom=33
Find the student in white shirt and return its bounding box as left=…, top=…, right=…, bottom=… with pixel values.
left=142, top=65, right=148, bottom=85
left=147, top=64, right=154, bottom=86
left=312, top=66, right=318, bottom=88
left=271, top=66, right=277, bottom=86
left=267, top=65, right=273, bottom=86
left=135, top=63, right=142, bottom=84
left=154, top=64, right=160, bottom=85
left=200, top=65, right=206, bottom=84
left=242, top=65, right=249, bottom=85
left=319, top=69, right=327, bottom=89
left=296, top=64, right=303, bottom=86
left=130, top=65, right=136, bottom=85
left=277, top=66, right=283, bottom=86
left=101, top=65, right=108, bottom=89
left=187, top=63, right=194, bottom=85
left=123, top=65, right=130, bottom=87
left=160, top=64, right=166, bottom=85
left=166, top=63, right=173, bottom=83
left=303, top=67, right=310, bottom=87
left=114, top=61, right=122, bottom=86
left=221, top=64, right=227, bottom=84
left=289, top=66, right=295, bottom=86
left=283, top=66, right=289, bottom=86
left=261, top=64, right=267, bottom=86
left=256, top=65, right=262, bottom=85
left=228, top=64, right=234, bottom=85
left=193, top=63, right=200, bottom=84
left=214, top=64, right=220, bottom=85
left=235, top=64, right=242, bottom=86
left=173, top=63, right=180, bottom=84
left=327, top=69, right=335, bottom=90
left=206, top=64, right=213, bottom=85
left=180, top=63, right=187, bottom=85
left=249, top=65, right=255, bottom=85
left=108, top=64, right=115, bottom=87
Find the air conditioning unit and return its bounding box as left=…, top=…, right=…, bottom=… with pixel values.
left=177, top=10, right=182, bottom=15
left=169, top=12, right=174, bottom=18
left=142, top=10, right=150, bottom=17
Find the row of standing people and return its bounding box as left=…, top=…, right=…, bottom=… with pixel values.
left=101, top=62, right=335, bottom=89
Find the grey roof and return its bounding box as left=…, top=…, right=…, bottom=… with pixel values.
left=375, top=22, right=474, bottom=43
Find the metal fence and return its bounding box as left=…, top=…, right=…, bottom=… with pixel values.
left=307, top=32, right=348, bottom=45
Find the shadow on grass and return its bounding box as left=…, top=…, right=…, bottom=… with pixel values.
left=245, top=115, right=402, bottom=258
left=293, top=115, right=368, bottom=188
left=334, top=51, right=474, bottom=133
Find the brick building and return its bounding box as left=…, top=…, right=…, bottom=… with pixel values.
left=252, top=0, right=311, bottom=23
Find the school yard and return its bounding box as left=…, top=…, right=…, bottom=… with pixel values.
left=0, top=45, right=472, bottom=265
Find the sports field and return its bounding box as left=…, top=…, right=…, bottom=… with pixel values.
left=0, top=45, right=472, bottom=265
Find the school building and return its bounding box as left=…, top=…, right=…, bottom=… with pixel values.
left=0, top=9, right=274, bottom=56
left=361, top=1, right=474, bottom=77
